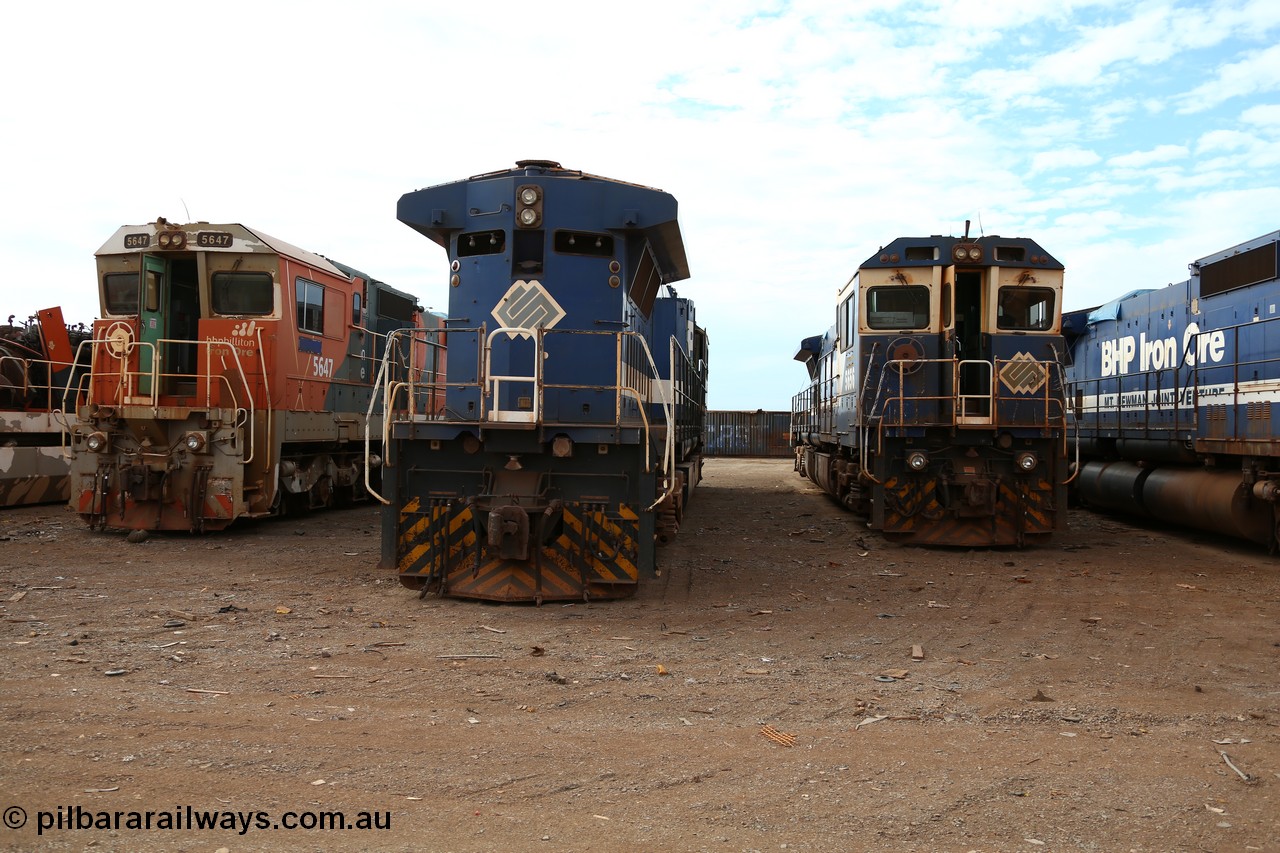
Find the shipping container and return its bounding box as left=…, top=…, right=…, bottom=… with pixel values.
left=705, top=410, right=792, bottom=457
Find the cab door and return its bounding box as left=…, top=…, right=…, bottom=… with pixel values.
left=954, top=268, right=991, bottom=421
left=138, top=255, right=167, bottom=396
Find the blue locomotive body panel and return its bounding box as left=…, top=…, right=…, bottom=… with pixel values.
left=1064, top=230, right=1280, bottom=546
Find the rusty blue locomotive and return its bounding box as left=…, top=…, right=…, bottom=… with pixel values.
left=792, top=227, right=1070, bottom=546
left=1064, top=229, right=1280, bottom=548
left=373, top=160, right=707, bottom=602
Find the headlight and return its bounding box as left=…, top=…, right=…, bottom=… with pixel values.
left=519, top=186, right=539, bottom=205
left=1016, top=452, right=1038, bottom=472
left=518, top=208, right=539, bottom=226
left=906, top=451, right=928, bottom=472
left=184, top=431, right=207, bottom=452
left=86, top=431, right=108, bottom=452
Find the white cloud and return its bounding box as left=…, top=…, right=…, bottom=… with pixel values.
left=1031, top=147, right=1103, bottom=173
left=1108, top=144, right=1189, bottom=167
left=1178, top=42, right=1280, bottom=112
left=1196, top=129, right=1256, bottom=152
left=1241, top=102, right=1280, bottom=128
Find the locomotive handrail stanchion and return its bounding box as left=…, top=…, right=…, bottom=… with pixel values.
left=1062, top=414, right=1082, bottom=486
left=251, top=326, right=266, bottom=468
left=484, top=326, right=542, bottom=424
left=401, top=331, right=416, bottom=418
left=667, top=336, right=683, bottom=477
left=227, top=337, right=259, bottom=466
left=108, top=335, right=137, bottom=406
left=632, top=331, right=675, bottom=507
left=537, top=326, right=548, bottom=427
left=62, top=337, right=96, bottom=414
left=363, top=327, right=403, bottom=506
left=0, top=355, right=31, bottom=397
left=858, top=358, right=895, bottom=484
left=402, top=331, right=417, bottom=420
left=613, top=332, right=624, bottom=425
left=474, top=323, right=488, bottom=423
left=409, top=326, right=424, bottom=417
left=894, top=360, right=907, bottom=428
left=1177, top=331, right=1201, bottom=436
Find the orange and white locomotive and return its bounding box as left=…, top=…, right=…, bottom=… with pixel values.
left=69, top=219, right=434, bottom=532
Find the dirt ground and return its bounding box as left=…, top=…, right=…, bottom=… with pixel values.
left=0, top=457, right=1277, bottom=852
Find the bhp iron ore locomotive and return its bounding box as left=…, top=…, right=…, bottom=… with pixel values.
left=1064, top=229, right=1280, bottom=549
left=69, top=220, right=433, bottom=532
left=792, top=227, right=1070, bottom=546
left=374, top=160, right=708, bottom=603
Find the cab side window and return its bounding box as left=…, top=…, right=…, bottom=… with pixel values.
left=297, top=278, right=324, bottom=334
left=997, top=287, right=1055, bottom=331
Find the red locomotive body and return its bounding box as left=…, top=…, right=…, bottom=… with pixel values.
left=70, top=219, right=429, bottom=532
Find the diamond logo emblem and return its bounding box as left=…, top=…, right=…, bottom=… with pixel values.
left=999, top=351, right=1047, bottom=395
left=491, top=280, right=566, bottom=339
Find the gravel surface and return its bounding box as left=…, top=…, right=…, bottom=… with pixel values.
left=1, top=457, right=1277, bottom=851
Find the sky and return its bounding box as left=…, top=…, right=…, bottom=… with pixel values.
left=3, top=0, right=1278, bottom=410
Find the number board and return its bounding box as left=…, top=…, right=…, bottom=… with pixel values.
left=197, top=231, right=234, bottom=248
left=123, top=233, right=151, bottom=249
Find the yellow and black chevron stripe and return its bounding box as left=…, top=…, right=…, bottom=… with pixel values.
left=396, top=497, right=642, bottom=602
left=881, top=475, right=1058, bottom=546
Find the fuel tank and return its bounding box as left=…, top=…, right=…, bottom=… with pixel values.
left=1078, top=460, right=1272, bottom=545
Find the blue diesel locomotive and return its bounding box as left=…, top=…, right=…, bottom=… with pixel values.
left=373, top=160, right=708, bottom=603
left=1064, top=229, right=1280, bottom=549
left=792, top=227, right=1070, bottom=546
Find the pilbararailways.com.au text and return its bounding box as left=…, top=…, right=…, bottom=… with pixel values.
left=31, top=805, right=391, bottom=836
